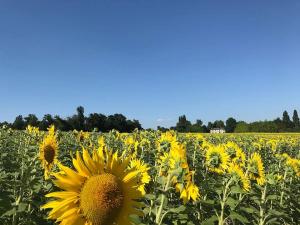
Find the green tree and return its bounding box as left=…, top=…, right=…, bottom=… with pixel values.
left=213, top=120, right=225, bottom=128
left=86, top=113, right=107, bottom=131
left=282, top=110, right=293, bottom=129
left=54, top=115, right=72, bottom=131
left=292, top=110, right=300, bottom=129
left=189, top=119, right=204, bottom=132
left=234, top=121, right=249, bottom=133
left=12, top=115, right=25, bottom=130
left=176, top=115, right=191, bottom=132
left=39, top=114, right=54, bottom=130
left=207, top=122, right=213, bottom=131
left=77, top=106, right=85, bottom=130
left=225, top=117, right=237, bottom=133
left=24, top=114, right=39, bottom=127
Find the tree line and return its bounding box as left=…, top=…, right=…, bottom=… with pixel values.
left=0, top=106, right=142, bottom=132
left=1, top=108, right=300, bottom=133
left=158, top=110, right=300, bottom=133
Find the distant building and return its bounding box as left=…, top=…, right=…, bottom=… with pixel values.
left=210, top=128, right=226, bottom=134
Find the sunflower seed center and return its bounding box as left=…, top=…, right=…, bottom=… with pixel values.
left=80, top=173, right=124, bottom=225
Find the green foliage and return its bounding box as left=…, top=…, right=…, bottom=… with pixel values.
left=2, top=106, right=142, bottom=132
left=225, top=117, right=237, bottom=133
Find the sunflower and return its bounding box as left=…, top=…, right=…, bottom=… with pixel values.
left=177, top=171, right=200, bottom=204
left=129, top=159, right=151, bottom=195
left=169, top=141, right=188, bottom=169
left=224, top=142, right=246, bottom=167
left=228, top=163, right=250, bottom=191
left=286, top=157, right=300, bottom=177
left=205, top=145, right=229, bottom=174
left=247, top=152, right=265, bottom=185
left=77, top=130, right=90, bottom=142
left=42, top=147, right=148, bottom=225
left=26, top=125, right=40, bottom=135
left=179, top=181, right=200, bottom=204
left=159, top=131, right=177, bottom=144
left=39, top=132, right=58, bottom=179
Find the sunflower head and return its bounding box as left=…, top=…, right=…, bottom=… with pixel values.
left=42, top=147, right=148, bottom=225
left=286, top=157, right=300, bottom=177
left=206, top=145, right=229, bottom=174
left=39, top=133, right=58, bottom=179
left=248, top=152, right=265, bottom=185
left=80, top=173, right=124, bottom=225
left=26, top=125, right=39, bottom=135
left=228, top=163, right=250, bottom=191
left=77, top=130, right=90, bottom=142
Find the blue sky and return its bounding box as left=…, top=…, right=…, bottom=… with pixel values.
left=0, top=1, right=300, bottom=128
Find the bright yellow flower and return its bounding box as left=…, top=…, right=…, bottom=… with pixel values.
left=47, top=125, right=55, bottom=136
left=77, top=130, right=90, bottom=142
left=169, top=141, right=188, bottom=169
left=205, top=145, right=229, bottom=174
left=159, top=131, right=177, bottom=144
left=128, top=159, right=151, bottom=195
left=26, top=125, right=39, bottom=135
left=228, top=163, right=250, bottom=191
left=98, top=136, right=106, bottom=150
left=224, top=142, right=246, bottom=167
left=248, top=152, right=266, bottom=186
left=179, top=182, right=200, bottom=204
left=286, top=158, right=300, bottom=177
left=39, top=132, right=58, bottom=179
left=42, top=147, right=147, bottom=225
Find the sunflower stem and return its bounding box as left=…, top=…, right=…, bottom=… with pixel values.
left=218, top=178, right=233, bottom=225
left=155, top=173, right=171, bottom=224
left=258, top=185, right=267, bottom=225
left=280, top=170, right=287, bottom=206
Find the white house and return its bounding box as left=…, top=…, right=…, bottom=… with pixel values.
left=210, top=128, right=226, bottom=134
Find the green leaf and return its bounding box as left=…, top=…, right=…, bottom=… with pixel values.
left=170, top=205, right=186, bottom=213
left=17, top=203, right=27, bottom=212
left=1, top=207, right=16, bottom=217
left=201, top=199, right=215, bottom=205
left=266, top=195, right=278, bottom=201
left=229, top=211, right=249, bottom=224
left=231, top=185, right=243, bottom=194
left=240, top=206, right=257, bottom=214
left=226, top=197, right=238, bottom=210
left=129, top=214, right=142, bottom=224
left=201, top=215, right=218, bottom=225
left=144, top=194, right=156, bottom=200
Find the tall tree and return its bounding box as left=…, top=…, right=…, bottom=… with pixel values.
left=12, top=115, right=25, bottom=130
left=282, top=110, right=292, bottom=128
left=54, top=115, right=72, bottom=131
left=24, top=114, right=39, bottom=127
left=234, top=121, right=249, bottom=133
left=292, top=110, right=300, bottom=128
left=77, top=106, right=85, bottom=131
left=39, top=114, right=54, bottom=130
left=189, top=119, right=204, bottom=132
left=86, top=113, right=107, bottom=132
left=207, top=122, right=213, bottom=131
left=176, top=115, right=191, bottom=132
left=213, top=120, right=225, bottom=128
left=225, top=117, right=237, bottom=133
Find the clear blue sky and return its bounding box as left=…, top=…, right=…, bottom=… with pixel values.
left=0, top=1, right=300, bottom=128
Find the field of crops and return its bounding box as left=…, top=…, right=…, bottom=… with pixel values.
left=0, top=126, right=299, bottom=225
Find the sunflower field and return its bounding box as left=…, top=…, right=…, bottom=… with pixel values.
left=0, top=125, right=299, bottom=225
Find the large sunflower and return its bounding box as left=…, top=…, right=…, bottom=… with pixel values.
left=224, top=142, right=246, bottom=167
left=248, top=152, right=265, bottom=186
left=228, top=163, right=250, bottom=191
left=42, top=147, right=148, bottom=225
left=205, top=145, right=229, bottom=174
left=39, top=132, right=58, bottom=179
